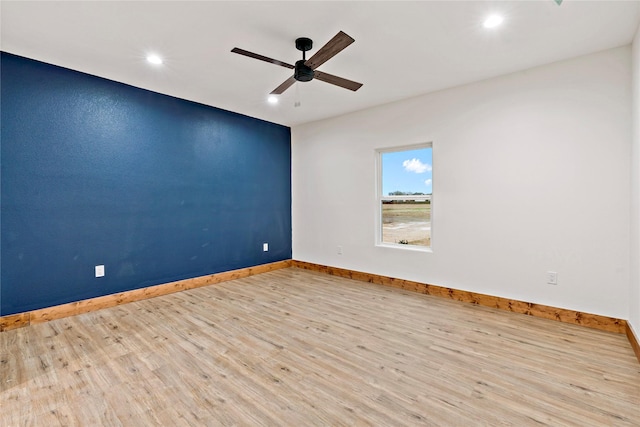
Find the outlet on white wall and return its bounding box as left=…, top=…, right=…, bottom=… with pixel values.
left=95, top=265, right=105, bottom=278
left=547, top=271, right=558, bottom=285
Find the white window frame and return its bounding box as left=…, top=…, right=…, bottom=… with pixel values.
left=375, top=142, right=433, bottom=252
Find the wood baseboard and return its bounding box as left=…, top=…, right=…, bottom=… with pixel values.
left=626, top=323, right=640, bottom=364
left=3, top=257, right=635, bottom=363
left=0, top=260, right=292, bottom=332
left=0, top=312, right=30, bottom=332
left=291, top=260, right=627, bottom=334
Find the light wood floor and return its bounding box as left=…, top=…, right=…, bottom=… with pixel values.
left=1, top=268, right=639, bottom=426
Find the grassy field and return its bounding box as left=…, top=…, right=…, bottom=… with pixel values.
left=382, top=203, right=431, bottom=246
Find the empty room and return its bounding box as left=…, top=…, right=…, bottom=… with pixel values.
left=1, top=1, right=640, bottom=425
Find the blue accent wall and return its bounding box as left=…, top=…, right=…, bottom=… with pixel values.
left=0, top=52, right=292, bottom=316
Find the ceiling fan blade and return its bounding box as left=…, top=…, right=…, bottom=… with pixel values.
left=231, top=48, right=294, bottom=69
left=304, top=31, right=355, bottom=70
left=313, top=71, right=363, bottom=92
left=270, top=76, right=297, bottom=95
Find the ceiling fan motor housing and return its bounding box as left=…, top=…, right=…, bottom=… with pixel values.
left=294, top=60, right=314, bottom=82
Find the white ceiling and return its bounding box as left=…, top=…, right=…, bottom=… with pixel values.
left=2, top=1, right=639, bottom=127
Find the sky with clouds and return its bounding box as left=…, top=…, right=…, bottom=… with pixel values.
left=382, top=147, right=432, bottom=195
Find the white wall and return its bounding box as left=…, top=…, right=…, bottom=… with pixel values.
left=292, top=47, right=632, bottom=319
left=631, top=26, right=640, bottom=334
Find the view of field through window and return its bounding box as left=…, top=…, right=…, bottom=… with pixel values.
left=380, top=145, right=432, bottom=247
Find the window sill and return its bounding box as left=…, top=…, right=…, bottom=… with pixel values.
left=376, top=243, right=432, bottom=253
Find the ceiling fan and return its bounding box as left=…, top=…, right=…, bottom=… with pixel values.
left=231, top=31, right=363, bottom=95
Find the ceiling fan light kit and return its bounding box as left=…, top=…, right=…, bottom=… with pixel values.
left=232, top=31, right=363, bottom=95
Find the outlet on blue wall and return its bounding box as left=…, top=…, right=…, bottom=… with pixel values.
left=0, top=52, right=292, bottom=316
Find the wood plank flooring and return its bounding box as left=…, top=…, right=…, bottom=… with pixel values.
left=1, top=268, right=639, bottom=426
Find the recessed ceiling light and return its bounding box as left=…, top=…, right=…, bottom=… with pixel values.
left=267, top=95, right=278, bottom=104
left=146, top=54, right=163, bottom=65
left=483, top=14, right=504, bottom=29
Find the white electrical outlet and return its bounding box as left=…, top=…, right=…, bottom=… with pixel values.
left=95, top=265, right=105, bottom=278
left=263, top=243, right=269, bottom=252
left=546, top=271, right=558, bottom=285
left=337, top=245, right=343, bottom=255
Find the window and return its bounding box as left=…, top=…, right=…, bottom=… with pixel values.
left=377, top=143, right=432, bottom=249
